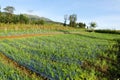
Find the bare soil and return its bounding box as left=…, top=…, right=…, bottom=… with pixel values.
left=0, top=32, right=64, bottom=39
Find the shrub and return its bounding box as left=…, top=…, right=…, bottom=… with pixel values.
left=94, top=29, right=120, bottom=34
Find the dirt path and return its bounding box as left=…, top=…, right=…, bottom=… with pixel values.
left=0, top=32, right=87, bottom=40
left=0, top=32, right=64, bottom=39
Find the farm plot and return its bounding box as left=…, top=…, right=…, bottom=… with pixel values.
left=0, top=62, right=30, bottom=80
left=0, top=53, right=42, bottom=80
left=0, top=24, right=80, bottom=36
left=0, top=29, right=58, bottom=36
left=0, top=33, right=119, bottom=80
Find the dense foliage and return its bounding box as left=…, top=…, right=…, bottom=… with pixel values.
left=0, top=6, right=45, bottom=25
left=0, top=55, right=42, bottom=80
left=77, top=22, right=86, bottom=28
left=69, top=14, right=77, bottom=27
left=0, top=12, right=45, bottom=25
left=95, top=29, right=120, bottom=34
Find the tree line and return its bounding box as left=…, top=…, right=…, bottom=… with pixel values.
left=0, top=6, right=44, bottom=25
left=63, top=14, right=86, bottom=28
left=63, top=14, right=97, bottom=29
left=0, top=6, right=97, bottom=29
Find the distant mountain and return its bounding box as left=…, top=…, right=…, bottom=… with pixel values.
left=1, top=12, right=63, bottom=24
left=23, top=14, right=52, bottom=22
left=23, top=14, right=63, bottom=24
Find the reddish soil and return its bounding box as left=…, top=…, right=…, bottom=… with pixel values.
left=0, top=33, right=63, bottom=39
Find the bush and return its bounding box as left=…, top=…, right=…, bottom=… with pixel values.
left=33, top=20, right=44, bottom=25
left=94, top=29, right=120, bottom=34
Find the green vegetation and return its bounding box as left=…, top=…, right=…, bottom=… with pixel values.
left=0, top=62, right=30, bottom=80
left=90, top=22, right=97, bottom=28
left=0, top=6, right=88, bottom=28
left=0, top=4, right=120, bottom=80
left=69, top=14, right=77, bottom=27
left=63, top=14, right=87, bottom=28
left=0, top=33, right=120, bottom=80
left=0, top=54, right=42, bottom=80
left=95, top=29, right=120, bottom=34
left=63, top=14, right=68, bottom=26
left=0, top=6, right=55, bottom=25
left=88, top=22, right=97, bottom=32
left=0, top=23, right=83, bottom=36
left=77, top=22, right=86, bottom=28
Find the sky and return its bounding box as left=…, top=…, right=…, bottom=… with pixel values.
left=1, top=0, right=120, bottom=30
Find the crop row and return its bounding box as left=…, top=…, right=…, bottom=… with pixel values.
left=0, top=54, right=42, bottom=80
left=0, top=34, right=119, bottom=80
left=0, top=29, right=58, bottom=36
left=0, top=23, right=81, bottom=36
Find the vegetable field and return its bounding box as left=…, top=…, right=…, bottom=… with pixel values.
left=0, top=32, right=120, bottom=80
left=0, top=24, right=80, bottom=36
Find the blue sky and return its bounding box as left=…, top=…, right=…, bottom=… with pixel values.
left=1, top=0, right=120, bottom=30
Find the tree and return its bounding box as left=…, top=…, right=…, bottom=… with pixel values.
left=3, top=6, right=15, bottom=23
left=0, top=6, right=1, bottom=13
left=3, top=6, right=15, bottom=14
left=0, top=6, right=1, bottom=16
left=89, top=22, right=97, bottom=31
left=12, top=15, right=20, bottom=24
left=0, top=6, right=1, bottom=25
left=77, top=22, right=86, bottom=28
left=63, top=14, right=68, bottom=26
left=19, top=14, right=29, bottom=24
left=34, top=19, right=45, bottom=25
left=69, top=14, right=77, bottom=27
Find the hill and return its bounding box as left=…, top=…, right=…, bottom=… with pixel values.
left=23, top=14, right=52, bottom=21
left=23, top=14, right=63, bottom=24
